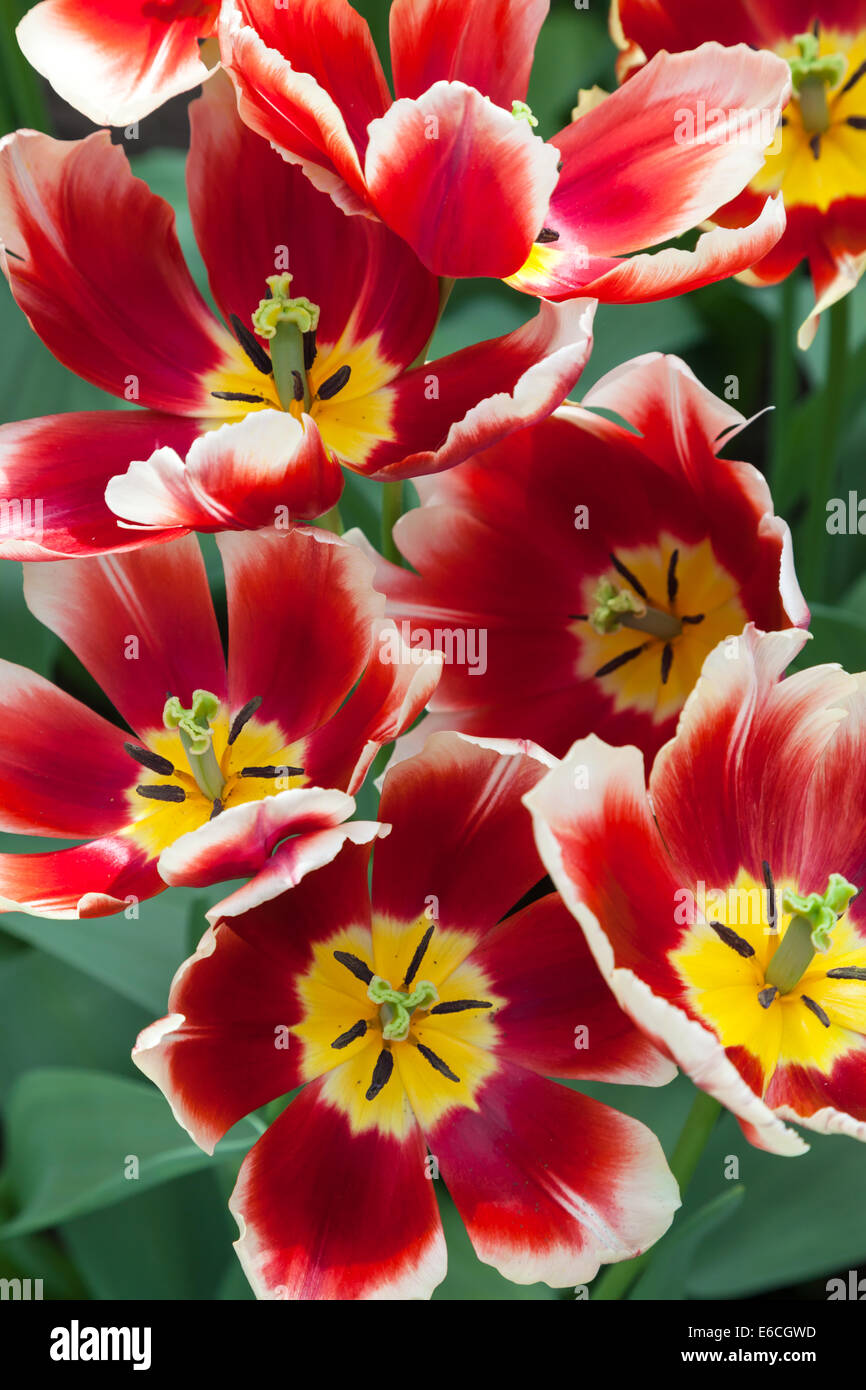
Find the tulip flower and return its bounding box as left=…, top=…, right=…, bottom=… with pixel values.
left=527, top=625, right=866, bottom=1155
left=134, top=731, right=678, bottom=1298
left=0, top=526, right=440, bottom=917
left=361, top=353, right=807, bottom=765
left=217, top=0, right=791, bottom=298
left=0, top=74, right=593, bottom=559
left=613, top=0, right=866, bottom=344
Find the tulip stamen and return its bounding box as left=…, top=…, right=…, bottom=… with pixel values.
left=365, top=1048, right=394, bottom=1101
left=429, top=999, right=493, bottom=1014
left=802, top=994, right=831, bottom=1027
left=333, top=950, right=374, bottom=986
left=240, top=765, right=305, bottom=779
left=136, top=783, right=186, bottom=803
left=416, top=1042, right=460, bottom=1082
left=403, top=922, right=435, bottom=989
left=230, top=313, right=273, bottom=376
left=124, top=742, right=174, bottom=776
left=210, top=390, right=268, bottom=404
left=827, top=966, right=866, bottom=980
left=317, top=365, right=352, bottom=400
left=709, top=919, right=755, bottom=958
left=228, top=696, right=262, bottom=745
left=331, top=1019, right=368, bottom=1050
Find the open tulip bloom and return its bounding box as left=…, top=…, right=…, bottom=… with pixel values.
left=216, top=0, right=791, bottom=298
left=134, top=732, right=679, bottom=1299
left=0, top=527, right=440, bottom=918
left=364, top=354, right=808, bottom=766
left=0, top=72, right=594, bottom=560
left=614, top=0, right=866, bottom=345
left=527, top=625, right=866, bottom=1157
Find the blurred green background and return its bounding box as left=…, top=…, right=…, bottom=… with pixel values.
left=0, top=0, right=864, bottom=1300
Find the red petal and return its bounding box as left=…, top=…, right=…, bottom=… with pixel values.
left=0, top=835, right=161, bottom=919
left=17, top=0, right=217, bottom=126
left=187, top=71, right=439, bottom=370
left=0, top=660, right=133, bottom=838
left=469, top=893, right=676, bottom=1085
left=0, top=412, right=198, bottom=559
left=427, top=1064, right=679, bottom=1285
left=157, top=786, right=355, bottom=889
left=372, top=730, right=554, bottom=935
left=547, top=45, right=790, bottom=259
left=105, top=412, right=344, bottom=534
left=230, top=1080, right=446, bottom=1299
left=650, top=627, right=858, bottom=888
left=355, top=298, right=595, bottom=479
left=0, top=131, right=232, bottom=415
left=365, top=81, right=561, bottom=278
left=23, top=534, right=226, bottom=741
left=390, top=0, right=549, bottom=107
left=302, top=617, right=443, bottom=795
left=219, top=527, right=383, bottom=746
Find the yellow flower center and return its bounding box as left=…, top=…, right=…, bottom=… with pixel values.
left=122, top=696, right=306, bottom=858
left=673, top=868, right=866, bottom=1086
left=751, top=26, right=866, bottom=212
left=573, top=534, right=747, bottom=724
left=291, top=917, right=503, bottom=1136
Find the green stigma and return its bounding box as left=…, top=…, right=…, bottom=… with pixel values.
left=590, top=578, right=645, bottom=635
left=782, top=873, right=858, bottom=953
left=251, top=273, right=320, bottom=413
left=251, top=273, right=320, bottom=340
left=368, top=976, right=439, bottom=1042
left=766, top=873, right=858, bottom=993
left=789, top=33, right=847, bottom=134
left=163, top=689, right=224, bottom=802
left=511, top=99, right=538, bottom=127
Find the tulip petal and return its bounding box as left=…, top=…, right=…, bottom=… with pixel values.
left=22, top=534, right=226, bottom=741
left=230, top=1079, right=446, bottom=1299
left=0, top=129, right=242, bottom=416
left=364, top=81, right=562, bottom=279
left=0, top=660, right=134, bottom=838
left=389, top=0, right=549, bottom=107
left=468, top=893, right=676, bottom=1085
left=105, top=412, right=343, bottom=534
left=0, top=835, right=161, bottom=919
left=16, top=0, right=217, bottom=127
left=0, top=412, right=200, bottom=560
left=354, top=298, right=595, bottom=479
left=426, top=1063, right=680, bottom=1286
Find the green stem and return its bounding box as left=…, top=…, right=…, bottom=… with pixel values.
left=591, top=1088, right=722, bottom=1301
left=769, top=274, right=797, bottom=492
left=381, top=480, right=404, bottom=564
left=802, top=295, right=848, bottom=601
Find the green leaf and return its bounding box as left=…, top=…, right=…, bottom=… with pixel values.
left=61, top=1169, right=240, bottom=1301
left=630, top=1186, right=745, bottom=1300
left=0, top=951, right=149, bottom=1103
left=0, top=1068, right=258, bottom=1237
left=685, top=1112, right=866, bottom=1298
left=792, top=602, right=866, bottom=670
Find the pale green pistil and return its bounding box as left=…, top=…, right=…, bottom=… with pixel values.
left=511, top=99, right=538, bottom=127
left=251, top=273, right=320, bottom=414
left=590, top=578, right=682, bottom=641
left=367, top=975, right=439, bottom=1042
left=789, top=32, right=847, bottom=134
left=163, top=689, right=224, bottom=802
left=765, top=873, right=858, bottom=993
